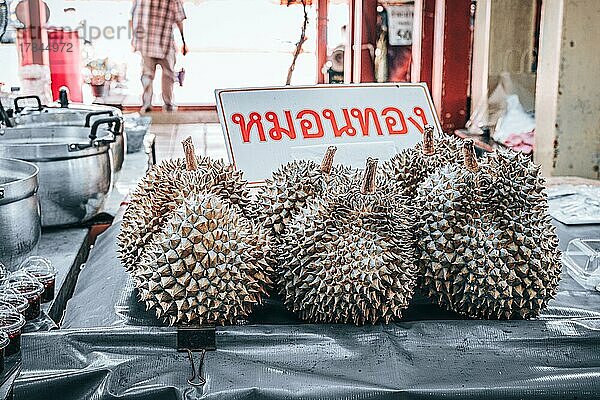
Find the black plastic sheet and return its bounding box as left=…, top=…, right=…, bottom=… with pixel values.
left=14, top=212, right=600, bottom=399
left=15, top=320, right=600, bottom=399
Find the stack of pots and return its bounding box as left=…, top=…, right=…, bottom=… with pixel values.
left=0, top=91, right=125, bottom=229
left=6, top=94, right=127, bottom=174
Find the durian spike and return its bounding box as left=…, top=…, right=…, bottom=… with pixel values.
left=320, top=146, right=337, bottom=174
left=422, top=125, right=435, bottom=156
left=182, top=136, right=198, bottom=171
left=361, top=158, right=378, bottom=194
left=463, top=139, right=480, bottom=172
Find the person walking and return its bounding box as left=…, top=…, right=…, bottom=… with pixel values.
left=131, top=0, right=188, bottom=113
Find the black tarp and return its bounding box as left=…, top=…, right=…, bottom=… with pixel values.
left=14, top=211, right=600, bottom=399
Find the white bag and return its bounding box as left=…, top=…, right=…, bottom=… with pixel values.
left=493, top=94, right=535, bottom=143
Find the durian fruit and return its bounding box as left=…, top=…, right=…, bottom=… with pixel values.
left=256, top=146, right=352, bottom=237
left=277, top=158, right=418, bottom=325
left=382, top=125, right=464, bottom=197
left=118, top=137, right=254, bottom=273
left=417, top=140, right=561, bottom=319
left=135, top=193, right=273, bottom=325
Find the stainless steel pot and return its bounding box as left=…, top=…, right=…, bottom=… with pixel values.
left=0, top=118, right=118, bottom=227
left=0, top=158, right=41, bottom=270
left=6, top=96, right=126, bottom=173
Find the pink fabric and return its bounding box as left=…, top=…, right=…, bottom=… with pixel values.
left=503, top=130, right=535, bottom=154
left=132, top=0, right=186, bottom=59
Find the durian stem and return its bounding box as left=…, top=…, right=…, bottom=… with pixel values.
left=463, top=139, right=480, bottom=172
left=320, top=146, right=337, bottom=174
left=361, top=158, right=378, bottom=194
left=182, top=136, right=198, bottom=171
left=422, top=124, right=435, bottom=156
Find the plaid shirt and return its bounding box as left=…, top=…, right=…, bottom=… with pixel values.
left=132, top=0, right=186, bottom=59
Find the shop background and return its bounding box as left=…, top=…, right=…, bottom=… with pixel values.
left=0, top=0, right=349, bottom=105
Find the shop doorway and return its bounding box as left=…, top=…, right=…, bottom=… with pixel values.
left=0, top=0, right=349, bottom=106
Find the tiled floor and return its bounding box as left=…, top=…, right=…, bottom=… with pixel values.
left=152, top=122, right=228, bottom=162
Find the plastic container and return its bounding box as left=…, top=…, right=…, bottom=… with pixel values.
left=547, top=186, right=600, bottom=225
left=2, top=272, right=44, bottom=320
left=0, top=304, right=25, bottom=356
left=48, top=29, right=83, bottom=102
left=0, top=289, right=29, bottom=317
left=0, top=331, right=9, bottom=373
left=20, top=256, right=57, bottom=303
left=124, top=114, right=152, bottom=154
left=564, top=239, right=600, bottom=291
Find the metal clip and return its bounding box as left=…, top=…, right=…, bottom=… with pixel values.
left=186, top=348, right=207, bottom=387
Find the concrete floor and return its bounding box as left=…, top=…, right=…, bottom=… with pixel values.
left=152, top=122, right=228, bottom=163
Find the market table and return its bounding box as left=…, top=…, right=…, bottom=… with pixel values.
left=12, top=201, right=600, bottom=399
left=36, top=228, right=90, bottom=326
left=0, top=228, right=90, bottom=400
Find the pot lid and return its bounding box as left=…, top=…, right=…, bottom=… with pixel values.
left=0, top=125, right=114, bottom=160
left=19, top=102, right=122, bottom=117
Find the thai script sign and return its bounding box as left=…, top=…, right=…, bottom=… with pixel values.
left=387, top=4, right=415, bottom=46
left=215, top=83, right=441, bottom=185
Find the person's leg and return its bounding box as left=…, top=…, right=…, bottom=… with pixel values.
left=141, top=56, right=158, bottom=112
left=158, top=48, right=177, bottom=111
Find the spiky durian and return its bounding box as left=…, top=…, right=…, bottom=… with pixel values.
left=382, top=125, right=464, bottom=197
left=417, top=140, right=561, bottom=319
left=118, top=137, right=254, bottom=273
left=277, top=158, right=418, bottom=325
left=134, top=193, right=273, bottom=325
left=256, top=146, right=352, bottom=237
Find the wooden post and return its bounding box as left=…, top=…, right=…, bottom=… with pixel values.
left=438, top=0, right=471, bottom=132
left=410, top=0, right=424, bottom=83
left=534, top=0, right=563, bottom=176
left=346, top=0, right=376, bottom=83
left=470, top=0, right=491, bottom=121
left=316, top=0, right=328, bottom=84
left=419, top=0, right=436, bottom=89
left=359, top=0, right=377, bottom=82
left=535, top=0, right=599, bottom=179
left=351, top=0, right=362, bottom=83
left=344, top=0, right=355, bottom=83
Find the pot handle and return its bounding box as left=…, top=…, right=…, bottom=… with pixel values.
left=14, top=96, right=44, bottom=113
left=84, top=110, right=115, bottom=127
left=0, top=101, right=13, bottom=128
left=90, top=117, right=122, bottom=141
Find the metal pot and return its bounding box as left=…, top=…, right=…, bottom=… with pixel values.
left=4, top=96, right=126, bottom=173
left=0, top=158, right=41, bottom=269
left=0, top=118, right=118, bottom=227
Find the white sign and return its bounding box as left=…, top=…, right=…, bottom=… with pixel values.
left=215, top=83, right=441, bottom=185
left=387, top=4, right=414, bottom=46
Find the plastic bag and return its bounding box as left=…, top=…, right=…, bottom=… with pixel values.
left=493, top=94, right=535, bottom=143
